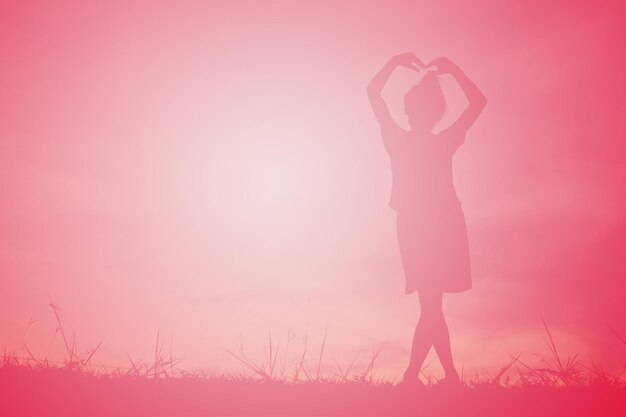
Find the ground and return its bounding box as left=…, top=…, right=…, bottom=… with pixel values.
left=1, top=365, right=623, bottom=417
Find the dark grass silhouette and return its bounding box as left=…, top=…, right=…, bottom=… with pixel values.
left=1, top=357, right=623, bottom=417
left=1, top=304, right=624, bottom=417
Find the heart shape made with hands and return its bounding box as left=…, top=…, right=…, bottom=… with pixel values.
left=406, top=61, right=440, bottom=75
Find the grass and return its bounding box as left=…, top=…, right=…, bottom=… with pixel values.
left=1, top=302, right=624, bottom=417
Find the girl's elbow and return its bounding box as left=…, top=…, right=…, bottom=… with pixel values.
left=367, top=84, right=379, bottom=97
left=476, top=94, right=487, bottom=110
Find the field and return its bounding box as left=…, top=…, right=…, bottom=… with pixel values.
left=0, top=342, right=626, bottom=417
left=2, top=305, right=624, bottom=416
left=1, top=362, right=623, bottom=417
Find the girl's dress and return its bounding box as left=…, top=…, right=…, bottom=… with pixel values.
left=383, top=126, right=472, bottom=294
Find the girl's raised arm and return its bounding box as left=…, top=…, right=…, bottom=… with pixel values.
left=367, top=53, right=424, bottom=135
left=430, top=57, right=487, bottom=134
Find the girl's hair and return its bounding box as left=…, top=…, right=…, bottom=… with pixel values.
left=403, top=72, right=446, bottom=126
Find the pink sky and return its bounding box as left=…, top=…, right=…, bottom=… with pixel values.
left=1, top=0, right=625, bottom=380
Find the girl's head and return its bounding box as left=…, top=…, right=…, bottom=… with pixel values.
left=404, top=73, right=446, bottom=132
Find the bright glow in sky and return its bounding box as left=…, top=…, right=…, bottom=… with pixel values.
left=1, top=0, right=625, bottom=380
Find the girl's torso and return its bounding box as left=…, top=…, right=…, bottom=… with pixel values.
left=386, top=129, right=464, bottom=212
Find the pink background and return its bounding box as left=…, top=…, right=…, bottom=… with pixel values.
left=1, top=0, right=625, bottom=380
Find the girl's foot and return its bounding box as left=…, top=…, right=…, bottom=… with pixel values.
left=433, top=373, right=461, bottom=388
left=399, top=372, right=426, bottom=388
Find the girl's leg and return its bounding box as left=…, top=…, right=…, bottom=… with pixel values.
left=430, top=294, right=460, bottom=381
left=405, top=288, right=459, bottom=382
left=404, top=319, right=431, bottom=381
left=403, top=288, right=441, bottom=381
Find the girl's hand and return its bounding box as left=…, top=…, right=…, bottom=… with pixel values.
left=428, top=57, right=458, bottom=74
left=391, top=53, right=425, bottom=72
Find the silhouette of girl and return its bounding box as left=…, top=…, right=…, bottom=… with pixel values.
left=367, top=53, right=486, bottom=386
